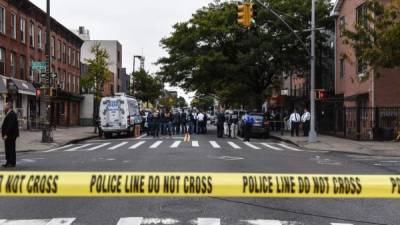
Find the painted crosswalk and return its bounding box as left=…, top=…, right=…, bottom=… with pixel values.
left=46, top=140, right=307, bottom=154
left=0, top=217, right=357, bottom=225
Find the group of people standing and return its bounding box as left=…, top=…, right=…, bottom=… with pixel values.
left=289, top=108, right=311, bottom=137
left=145, top=109, right=207, bottom=137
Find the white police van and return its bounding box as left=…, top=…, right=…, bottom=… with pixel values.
left=99, top=93, right=142, bottom=138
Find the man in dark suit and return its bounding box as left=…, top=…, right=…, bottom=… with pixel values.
left=2, top=102, right=19, bottom=168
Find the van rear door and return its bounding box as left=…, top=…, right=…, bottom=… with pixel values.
left=105, top=99, right=123, bottom=128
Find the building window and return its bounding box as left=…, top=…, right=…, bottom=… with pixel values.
left=62, top=43, right=66, bottom=63
left=30, top=58, right=34, bottom=81
left=68, top=74, right=71, bottom=92
left=357, top=58, right=367, bottom=75
left=0, top=6, right=5, bottom=34
left=58, top=40, right=61, bottom=60
left=0, top=48, right=5, bottom=76
left=19, top=55, right=26, bottom=79
left=340, top=58, right=345, bottom=79
left=29, top=22, right=35, bottom=47
left=61, top=70, right=66, bottom=90
left=76, top=53, right=80, bottom=69
left=38, top=28, right=42, bottom=49
left=72, top=75, right=76, bottom=92
left=11, top=13, right=16, bottom=39
left=72, top=51, right=75, bottom=67
left=356, top=4, right=368, bottom=28
left=76, top=76, right=80, bottom=93
left=339, top=16, right=345, bottom=37
left=51, top=36, right=55, bottom=57
left=20, top=18, right=26, bottom=43
left=117, top=51, right=121, bottom=63
left=68, top=47, right=71, bottom=65
left=10, top=52, right=16, bottom=77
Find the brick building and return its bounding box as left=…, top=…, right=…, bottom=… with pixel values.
left=332, top=0, right=400, bottom=107
left=0, top=0, right=83, bottom=128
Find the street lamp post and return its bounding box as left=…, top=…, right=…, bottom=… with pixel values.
left=308, top=0, right=317, bottom=143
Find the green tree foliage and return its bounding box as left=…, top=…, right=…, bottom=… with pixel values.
left=132, top=69, right=163, bottom=107
left=343, top=0, right=400, bottom=75
left=157, top=0, right=333, bottom=109
left=191, top=95, right=214, bottom=111
left=81, top=43, right=112, bottom=101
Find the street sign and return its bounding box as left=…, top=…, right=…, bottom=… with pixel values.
left=32, top=61, right=47, bottom=72
left=50, top=73, right=57, bottom=78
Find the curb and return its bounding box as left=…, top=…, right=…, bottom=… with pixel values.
left=269, top=134, right=301, bottom=148
left=63, top=134, right=99, bottom=145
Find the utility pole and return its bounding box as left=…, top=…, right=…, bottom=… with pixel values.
left=42, top=0, right=53, bottom=143
left=308, top=0, right=317, bottom=143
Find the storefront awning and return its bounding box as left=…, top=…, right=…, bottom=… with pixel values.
left=11, top=78, right=36, bottom=96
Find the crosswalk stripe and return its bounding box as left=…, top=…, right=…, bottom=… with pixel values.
left=44, top=144, right=74, bottom=153
left=150, top=141, right=163, bottom=149
left=0, top=220, right=6, bottom=224
left=116, top=217, right=143, bottom=225
left=129, top=141, right=146, bottom=149
left=87, top=143, right=111, bottom=151
left=242, top=220, right=283, bottom=225
left=244, top=142, right=261, bottom=150
left=278, top=143, right=303, bottom=152
left=228, top=142, right=241, bottom=149
left=209, top=141, right=221, bottom=149
left=0, top=219, right=49, bottom=224
left=198, top=218, right=220, bottom=225
left=64, top=144, right=92, bottom=152
left=170, top=141, right=181, bottom=148
left=261, top=143, right=283, bottom=151
left=108, top=142, right=128, bottom=150
left=331, top=223, right=353, bottom=225
left=46, top=218, right=76, bottom=225
left=192, top=141, right=199, bottom=147
left=142, top=218, right=179, bottom=224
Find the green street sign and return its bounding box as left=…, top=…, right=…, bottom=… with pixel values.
left=32, top=61, right=47, bottom=72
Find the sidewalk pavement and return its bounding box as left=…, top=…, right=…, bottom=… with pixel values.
left=270, top=131, right=400, bottom=157
left=0, top=127, right=98, bottom=153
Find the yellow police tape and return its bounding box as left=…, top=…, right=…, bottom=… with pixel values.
left=0, top=172, right=399, bottom=198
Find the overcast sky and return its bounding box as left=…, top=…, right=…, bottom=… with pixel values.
left=30, top=0, right=213, bottom=102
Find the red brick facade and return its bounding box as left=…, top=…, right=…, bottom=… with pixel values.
left=333, top=0, right=400, bottom=107
left=0, top=0, right=83, bottom=126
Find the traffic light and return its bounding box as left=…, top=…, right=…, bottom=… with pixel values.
left=237, top=3, right=250, bottom=27
left=249, top=3, right=257, bottom=26
left=315, top=89, right=327, bottom=100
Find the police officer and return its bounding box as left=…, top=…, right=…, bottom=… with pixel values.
left=2, top=102, right=19, bottom=168
left=216, top=109, right=225, bottom=138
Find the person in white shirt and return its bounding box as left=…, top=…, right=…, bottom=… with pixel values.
left=197, top=112, right=205, bottom=134
left=289, top=109, right=301, bottom=137
left=301, top=108, right=311, bottom=136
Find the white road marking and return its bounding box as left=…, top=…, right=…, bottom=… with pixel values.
left=278, top=143, right=303, bottom=152
left=136, top=134, right=147, bottom=139
left=331, top=223, right=353, bottom=225
left=242, top=220, right=283, bottom=225
left=44, top=144, right=74, bottom=153
left=108, top=142, right=128, bottom=150
left=192, top=141, right=199, bottom=147
left=228, top=142, right=241, bottom=149
left=116, top=217, right=143, bottom=225
left=0, top=219, right=49, bottom=225
left=64, top=144, right=92, bottom=152
left=198, top=218, right=220, bottom=225
left=260, top=143, right=283, bottom=151
left=170, top=141, right=182, bottom=148
left=142, top=218, right=179, bottom=224
left=244, top=142, right=261, bottom=150
left=46, top=218, right=76, bottom=225
left=209, top=141, right=221, bottom=149
left=86, top=143, right=111, bottom=151
left=150, top=141, right=163, bottom=149
left=129, top=141, right=146, bottom=149
left=0, top=220, right=6, bottom=224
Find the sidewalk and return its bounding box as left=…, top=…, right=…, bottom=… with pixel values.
left=270, top=131, right=400, bottom=157
left=0, top=127, right=98, bottom=152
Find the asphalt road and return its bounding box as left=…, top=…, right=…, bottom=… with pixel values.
left=0, top=126, right=399, bottom=225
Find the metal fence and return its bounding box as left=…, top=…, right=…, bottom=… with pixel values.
left=317, top=107, right=400, bottom=141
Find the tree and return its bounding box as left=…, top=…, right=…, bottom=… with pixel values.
left=343, top=0, right=400, bottom=77
left=80, top=43, right=112, bottom=129
left=191, top=96, right=214, bottom=111
left=81, top=43, right=112, bottom=101
left=132, top=69, right=163, bottom=108
left=157, top=0, right=333, bottom=110
left=176, top=97, right=188, bottom=108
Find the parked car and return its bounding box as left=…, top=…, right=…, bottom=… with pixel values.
left=238, top=113, right=270, bottom=138
left=99, top=93, right=142, bottom=138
